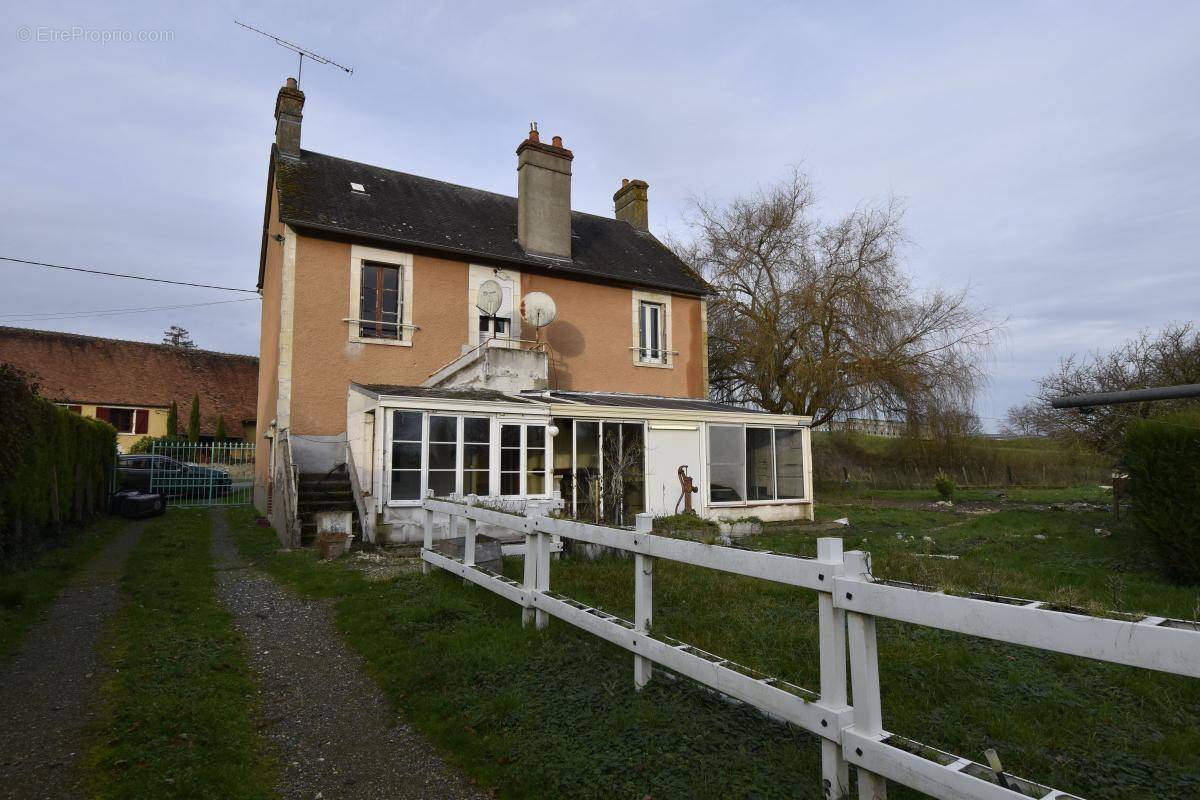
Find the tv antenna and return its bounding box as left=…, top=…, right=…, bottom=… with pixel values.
left=234, top=20, right=353, bottom=85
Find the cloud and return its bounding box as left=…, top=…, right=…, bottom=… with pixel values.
left=2, top=1, right=1197, bottom=429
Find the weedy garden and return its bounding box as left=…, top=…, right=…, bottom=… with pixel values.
left=230, top=488, right=1200, bottom=800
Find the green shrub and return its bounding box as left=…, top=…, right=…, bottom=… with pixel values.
left=1123, top=410, right=1200, bottom=584
left=933, top=471, right=956, bottom=500
left=0, top=365, right=116, bottom=571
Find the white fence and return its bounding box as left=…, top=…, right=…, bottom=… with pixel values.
left=419, top=498, right=1200, bottom=800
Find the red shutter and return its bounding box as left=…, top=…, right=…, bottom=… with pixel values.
left=95, top=407, right=111, bottom=422
left=67, top=405, right=82, bottom=414
left=134, top=409, right=149, bottom=434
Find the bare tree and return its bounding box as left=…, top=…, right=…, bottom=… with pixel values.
left=1003, top=323, right=1200, bottom=454
left=162, top=325, right=196, bottom=348
left=675, top=168, right=998, bottom=428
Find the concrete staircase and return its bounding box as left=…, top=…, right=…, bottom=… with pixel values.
left=297, top=466, right=360, bottom=547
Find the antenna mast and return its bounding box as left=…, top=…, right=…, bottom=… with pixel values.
left=234, top=20, right=353, bottom=85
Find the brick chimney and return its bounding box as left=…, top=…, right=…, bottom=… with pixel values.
left=517, top=124, right=574, bottom=259
left=614, top=178, right=649, bottom=231
left=274, top=77, right=305, bottom=159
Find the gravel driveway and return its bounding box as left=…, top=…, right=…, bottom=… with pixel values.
left=210, top=511, right=484, bottom=799
left=0, top=521, right=145, bottom=800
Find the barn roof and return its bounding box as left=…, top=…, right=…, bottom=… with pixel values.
left=0, top=326, right=258, bottom=438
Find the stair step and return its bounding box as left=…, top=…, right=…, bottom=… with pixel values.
left=299, top=480, right=352, bottom=490
left=298, top=501, right=357, bottom=512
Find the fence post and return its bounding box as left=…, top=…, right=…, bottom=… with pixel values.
left=634, top=513, right=654, bottom=689
left=522, top=526, right=538, bottom=628
left=463, top=516, right=477, bottom=587
left=816, top=537, right=849, bottom=799
left=844, top=550, right=887, bottom=800
left=535, top=525, right=551, bottom=630
left=421, top=502, right=434, bottom=575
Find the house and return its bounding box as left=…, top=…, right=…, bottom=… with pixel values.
left=0, top=326, right=258, bottom=451
left=254, top=78, right=813, bottom=544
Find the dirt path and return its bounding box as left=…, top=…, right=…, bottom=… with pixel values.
left=0, top=521, right=144, bottom=800
left=210, top=511, right=484, bottom=800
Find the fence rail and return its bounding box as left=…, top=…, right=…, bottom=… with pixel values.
left=419, top=498, right=1199, bottom=800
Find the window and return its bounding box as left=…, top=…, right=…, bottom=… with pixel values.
left=500, top=423, right=549, bottom=497
left=428, top=415, right=458, bottom=497
left=774, top=428, right=805, bottom=499
left=500, top=424, right=521, bottom=496
left=638, top=301, right=665, bottom=363
left=708, top=425, right=745, bottom=502
left=478, top=315, right=511, bottom=344
left=349, top=246, right=413, bottom=346
left=708, top=424, right=806, bottom=504
left=390, top=411, right=422, bottom=500
left=96, top=407, right=147, bottom=435
left=463, top=417, right=490, bottom=495
left=745, top=427, right=776, bottom=500
left=526, top=426, right=546, bottom=495
left=631, top=290, right=672, bottom=367
left=359, top=261, right=402, bottom=340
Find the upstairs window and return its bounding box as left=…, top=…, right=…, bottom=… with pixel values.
left=359, top=262, right=402, bottom=340
left=478, top=315, right=511, bottom=344
left=638, top=301, right=665, bottom=363
left=349, top=246, right=414, bottom=346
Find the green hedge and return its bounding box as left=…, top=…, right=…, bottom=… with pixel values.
left=0, top=365, right=116, bottom=571
left=1123, top=410, right=1200, bottom=584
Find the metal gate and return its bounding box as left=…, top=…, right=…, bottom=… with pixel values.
left=149, top=441, right=256, bottom=507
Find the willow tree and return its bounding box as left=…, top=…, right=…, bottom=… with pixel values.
left=676, top=168, right=997, bottom=428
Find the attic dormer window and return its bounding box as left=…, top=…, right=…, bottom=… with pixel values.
left=350, top=182, right=366, bottom=193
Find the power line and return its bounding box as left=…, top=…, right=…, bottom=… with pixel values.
left=0, top=297, right=259, bottom=323
left=0, top=256, right=259, bottom=294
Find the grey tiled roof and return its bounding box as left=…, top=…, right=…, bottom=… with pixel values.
left=275, top=150, right=710, bottom=296
left=352, top=384, right=541, bottom=403
left=541, top=391, right=772, bottom=414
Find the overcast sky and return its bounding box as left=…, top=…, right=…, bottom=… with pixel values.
left=2, top=1, right=1197, bottom=428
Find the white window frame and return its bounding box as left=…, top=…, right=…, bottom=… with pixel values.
left=631, top=289, right=674, bottom=368
left=705, top=422, right=810, bottom=507
left=348, top=245, right=414, bottom=346
left=385, top=411, right=549, bottom=506
left=499, top=421, right=552, bottom=499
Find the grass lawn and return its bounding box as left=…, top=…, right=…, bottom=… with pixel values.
left=0, top=515, right=125, bottom=659
left=229, top=501, right=1200, bottom=800
left=85, top=509, right=274, bottom=800
left=814, top=484, right=1110, bottom=505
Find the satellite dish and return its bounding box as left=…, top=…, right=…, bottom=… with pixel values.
left=476, top=279, right=503, bottom=316
left=520, top=292, right=557, bottom=328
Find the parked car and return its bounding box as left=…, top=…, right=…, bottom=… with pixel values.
left=117, top=454, right=232, bottom=498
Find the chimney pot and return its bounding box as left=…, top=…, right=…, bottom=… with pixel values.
left=613, top=178, right=650, bottom=231
left=528, top=123, right=540, bottom=143
left=552, top=135, right=562, bottom=148
left=286, top=77, right=297, bottom=89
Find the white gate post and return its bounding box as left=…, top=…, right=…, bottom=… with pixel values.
left=463, top=516, right=477, bottom=586
left=535, top=527, right=551, bottom=630
left=634, top=513, right=654, bottom=689
left=816, top=537, right=849, bottom=799
left=522, top=527, right=538, bottom=628
left=421, top=504, right=434, bottom=575
left=844, top=550, right=887, bottom=800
